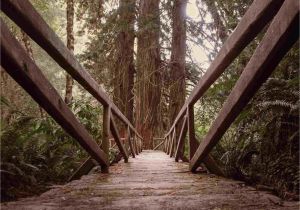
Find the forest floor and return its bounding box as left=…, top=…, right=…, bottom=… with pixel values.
left=1, top=150, right=299, bottom=210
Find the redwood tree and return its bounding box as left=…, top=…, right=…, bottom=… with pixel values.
left=136, top=0, right=161, bottom=149
left=113, top=0, right=136, bottom=124
left=169, top=0, right=187, bottom=123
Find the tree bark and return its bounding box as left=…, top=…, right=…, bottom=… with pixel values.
left=65, top=0, right=75, bottom=105
left=113, top=0, right=135, bottom=124
left=169, top=0, right=187, bottom=124
left=136, top=0, right=161, bottom=149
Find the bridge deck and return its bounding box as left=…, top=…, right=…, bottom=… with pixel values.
left=2, top=151, right=298, bottom=210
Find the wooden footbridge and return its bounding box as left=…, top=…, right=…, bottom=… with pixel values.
left=1, top=0, right=299, bottom=209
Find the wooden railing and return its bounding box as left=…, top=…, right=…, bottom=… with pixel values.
left=164, top=0, right=299, bottom=172
left=1, top=0, right=143, bottom=177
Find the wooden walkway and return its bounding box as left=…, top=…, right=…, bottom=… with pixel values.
left=2, top=151, right=298, bottom=210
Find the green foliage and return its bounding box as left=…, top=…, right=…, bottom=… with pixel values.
left=0, top=98, right=103, bottom=201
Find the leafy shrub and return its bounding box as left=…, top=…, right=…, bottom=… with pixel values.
left=0, top=97, right=104, bottom=201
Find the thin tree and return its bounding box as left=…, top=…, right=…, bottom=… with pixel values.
left=65, top=0, right=75, bottom=104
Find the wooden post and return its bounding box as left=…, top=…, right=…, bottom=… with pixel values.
left=175, top=115, right=188, bottom=162
left=134, top=134, right=138, bottom=155
left=187, top=105, right=198, bottom=160
left=168, top=135, right=172, bottom=155
left=170, top=128, right=176, bottom=157
left=127, top=127, right=135, bottom=158
left=101, top=106, right=110, bottom=173
left=0, top=20, right=109, bottom=168
left=190, top=0, right=299, bottom=171
left=110, top=115, right=129, bottom=163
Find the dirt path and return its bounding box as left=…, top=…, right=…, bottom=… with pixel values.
left=2, top=150, right=299, bottom=210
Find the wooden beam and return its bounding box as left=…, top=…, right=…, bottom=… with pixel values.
left=187, top=106, right=197, bottom=160
left=68, top=157, right=96, bottom=181
left=127, top=126, right=135, bottom=158
left=110, top=115, right=129, bottom=162
left=1, top=0, right=142, bottom=140
left=153, top=139, right=165, bottom=150
left=170, top=129, right=176, bottom=157
left=165, top=0, right=285, bottom=137
left=175, top=115, right=188, bottom=162
left=134, top=135, right=138, bottom=155
left=190, top=0, right=299, bottom=171
left=101, top=106, right=111, bottom=173
left=0, top=19, right=109, bottom=167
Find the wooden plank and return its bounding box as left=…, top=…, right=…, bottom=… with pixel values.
left=187, top=105, right=197, bottom=160
left=175, top=115, right=188, bottom=162
left=127, top=126, right=135, bottom=158
left=110, top=115, right=129, bottom=162
left=165, top=0, right=285, bottom=137
left=190, top=0, right=299, bottom=172
left=1, top=0, right=142, bottom=140
left=0, top=19, right=109, bottom=167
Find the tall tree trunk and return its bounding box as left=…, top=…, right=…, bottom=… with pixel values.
left=169, top=0, right=187, bottom=124
left=112, top=0, right=136, bottom=138
left=113, top=0, right=136, bottom=124
left=65, top=0, right=75, bottom=105
left=136, top=0, right=161, bottom=149
left=21, top=30, right=44, bottom=117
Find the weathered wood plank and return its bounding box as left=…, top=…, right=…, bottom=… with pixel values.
left=190, top=0, right=299, bottom=171
left=110, top=115, right=129, bottom=162
left=165, top=0, right=285, bottom=137
left=0, top=19, right=109, bottom=167
left=175, top=115, right=188, bottom=162
left=1, top=0, right=142, bottom=140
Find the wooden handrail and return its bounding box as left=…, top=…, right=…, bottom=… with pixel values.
left=0, top=19, right=109, bottom=167
left=190, top=0, right=299, bottom=171
left=1, top=0, right=144, bottom=179
left=165, top=0, right=284, bottom=137
left=164, top=0, right=299, bottom=175
left=1, top=0, right=142, bottom=140
left=110, top=114, right=129, bottom=163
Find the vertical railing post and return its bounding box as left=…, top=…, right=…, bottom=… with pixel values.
left=134, top=134, right=139, bottom=155
left=170, top=128, right=176, bottom=157
left=102, top=105, right=110, bottom=173
left=127, top=126, right=135, bottom=158
left=187, top=105, right=197, bottom=160
left=167, top=134, right=171, bottom=155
